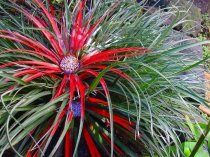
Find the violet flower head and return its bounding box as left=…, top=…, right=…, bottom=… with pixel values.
left=71, top=101, right=81, bottom=117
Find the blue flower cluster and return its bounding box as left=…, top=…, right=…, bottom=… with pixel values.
left=71, top=101, right=81, bottom=117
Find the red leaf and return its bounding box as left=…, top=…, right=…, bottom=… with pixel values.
left=33, top=0, right=64, bottom=53
left=53, top=74, right=68, bottom=99
left=0, top=31, right=59, bottom=60
left=65, top=130, right=73, bottom=157
left=13, top=69, right=38, bottom=77
left=74, top=75, right=86, bottom=118
left=83, top=127, right=101, bottom=157
left=90, top=65, right=131, bottom=80
left=83, top=1, right=121, bottom=49
left=84, top=69, right=110, bottom=103
left=88, top=106, right=134, bottom=131
left=0, top=49, right=58, bottom=64
left=100, top=131, right=124, bottom=156
left=51, top=109, right=66, bottom=136
left=67, top=111, right=73, bottom=123
left=23, top=70, right=59, bottom=82
left=81, top=47, right=148, bottom=66
left=26, top=151, right=32, bottom=157
left=48, top=0, right=55, bottom=16
left=0, top=60, right=59, bottom=70
left=70, top=0, right=87, bottom=54
left=88, top=97, right=108, bottom=106
left=68, top=74, right=76, bottom=111
left=10, top=4, right=63, bottom=57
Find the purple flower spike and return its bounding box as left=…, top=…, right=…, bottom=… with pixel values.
left=71, top=101, right=81, bottom=117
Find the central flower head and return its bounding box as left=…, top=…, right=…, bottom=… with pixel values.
left=60, top=55, right=80, bottom=74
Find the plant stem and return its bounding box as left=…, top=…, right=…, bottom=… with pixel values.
left=189, top=119, right=210, bottom=157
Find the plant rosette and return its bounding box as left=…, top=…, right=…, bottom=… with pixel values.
left=0, top=0, right=148, bottom=156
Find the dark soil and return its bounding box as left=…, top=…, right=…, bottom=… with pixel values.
left=137, top=0, right=170, bottom=8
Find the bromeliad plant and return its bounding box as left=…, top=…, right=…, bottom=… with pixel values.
left=0, top=0, right=148, bottom=156
left=0, top=0, right=210, bottom=157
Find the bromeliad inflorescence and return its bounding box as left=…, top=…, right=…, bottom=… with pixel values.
left=59, top=55, right=80, bottom=74
left=0, top=0, right=148, bottom=156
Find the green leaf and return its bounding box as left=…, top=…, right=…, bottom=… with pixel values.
left=185, top=115, right=199, bottom=140
left=88, top=62, right=123, bottom=94
left=0, top=72, right=27, bottom=85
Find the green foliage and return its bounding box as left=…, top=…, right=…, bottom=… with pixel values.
left=198, top=35, right=210, bottom=70
left=52, top=0, right=63, bottom=4
left=0, top=0, right=209, bottom=156
left=202, top=13, right=210, bottom=31
left=170, top=0, right=202, bottom=36
left=185, top=116, right=210, bottom=157
left=168, top=116, right=210, bottom=157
